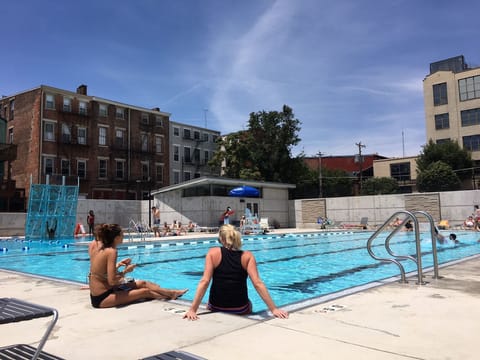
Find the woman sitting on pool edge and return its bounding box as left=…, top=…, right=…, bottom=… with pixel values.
left=183, top=224, right=288, bottom=320
left=89, top=223, right=187, bottom=308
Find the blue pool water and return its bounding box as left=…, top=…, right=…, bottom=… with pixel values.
left=1, top=231, right=480, bottom=314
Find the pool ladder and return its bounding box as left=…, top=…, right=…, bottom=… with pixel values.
left=366, top=210, right=440, bottom=285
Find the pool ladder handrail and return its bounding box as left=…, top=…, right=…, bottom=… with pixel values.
left=366, top=210, right=439, bottom=285
left=127, top=218, right=150, bottom=242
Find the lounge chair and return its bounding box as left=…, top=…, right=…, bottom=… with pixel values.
left=259, top=217, right=270, bottom=231
left=0, top=297, right=63, bottom=360
left=341, top=217, right=369, bottom=230
left=142, top=350, right=206, bottom=360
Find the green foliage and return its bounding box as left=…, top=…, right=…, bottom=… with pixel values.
left=209, top=105, right=308, bottom=184
left=416, top=161, right=461, bottom=192
left=321, top=168, right=354, bottom=197
left=417, top=139, right=472, bottom=180
left=361, top=177, right=399, bottom=195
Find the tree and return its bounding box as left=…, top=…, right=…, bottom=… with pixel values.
left=209, top=105, right=306, bottom=184
left=361, top=177, right=399, bottom=195
left=416, top=161, right=461, bottom=192
left=417, top=140, right=472, bottom=180
left=321, top=168, right=354, bottom=197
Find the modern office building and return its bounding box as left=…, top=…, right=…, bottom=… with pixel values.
left=169, top=121, right=220, bottom=184
left=0, top=84, right=170, bottom=201
left=424, top=55, right=480, bottom=162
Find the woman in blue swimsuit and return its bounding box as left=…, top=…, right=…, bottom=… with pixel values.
left=183, top=224, right=288, bottom=320
left=89, top=223, right=187, bottom=308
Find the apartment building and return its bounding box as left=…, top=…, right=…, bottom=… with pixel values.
left=169, top=121, right=220, bottom=184
left=424, top=55, right=480, bottom=162
left=0, top=85, right=170, bottom=201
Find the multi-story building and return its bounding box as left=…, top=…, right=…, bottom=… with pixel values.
left=424, top=55, right=480, bottom=162
left=169, top=121, right=220, bottom=184
left=0, top=84, right=170, bottom=202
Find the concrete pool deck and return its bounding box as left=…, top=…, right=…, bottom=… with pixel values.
left=1, top=231, right=480, bottom=359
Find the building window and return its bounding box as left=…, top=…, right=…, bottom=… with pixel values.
left=77, top=160, right=86, bottom=179
left=461, top=108, right=480, bottom=127
left=44, top=157, right=55, bottom=175
left=184, top=147, right=191, bottom=163
left=433, top=83, right=448, bottom=106
left=44, top=122, right=55, bottom=141
left=155, top=116, right=163, bottom=127
left=99, top=104, right=108, bottom=117
left=115, top=129, right=125, bottom=148
left=61, top=159, right=70, bottom=176
left=63, top=97, right=72, bottom=112
left=204, top=150, right=209, bottom=162
left=173, top=170, right=180, bottom=184
left=183, top=128, right=191, bottom=139
left=203, top=133, right=209, bottom=142
left=141, top=113, right=149, bottom=124
left=9, top=100, right=14, bottom=119
left=193, top=148, right=200, bottom=163
left=459, top=75, right=480, bottom=101
left=390, top=162, right=411, bottom=181
left=212, top=135, right=218, bottom=143
left=194, top=130, right=200, bottom=140
left=141, top=133, right=148, bottom=151
left=46, top=94, right=55, bottom=109
left=79, top=101, right=87, bottom=115
left=183, top=171, right=191, bottom=181
left=8, top=128, right=13, bottom=144
left=173, top=126, right=180, bottom=136
left=115, top=160, right=125, bottom=179
left=436, top=138, right=451, bottom=145
left=173, top=145, right=179, bottom=161
left=116, top=107, right=125, bottom=119
left=155, top=135, right=163, bottom=153
left=155, top=163, right=164, bottom=183
left=61, top=124, right=71, bottom=143
left=141, top=162, right=149, bottom=180
left=463, top=135, right=480, bottom=152
left=99, top=126, right=107, bottom=145
left=78, top=127, right=87, bottom=145
left=434, top=113, right=449, bottom=130
left=98, top=159, right=108, bottom=179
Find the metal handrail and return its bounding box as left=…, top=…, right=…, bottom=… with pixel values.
left=367, top=210, right=440, bottom=285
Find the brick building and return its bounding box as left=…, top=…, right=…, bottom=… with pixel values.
left=0, top=85, right=170, bottom=202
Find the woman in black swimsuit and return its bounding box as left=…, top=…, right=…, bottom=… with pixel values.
left=183, top=224, right=288, bottom=320
left=88, top=224, right=187, bottom=308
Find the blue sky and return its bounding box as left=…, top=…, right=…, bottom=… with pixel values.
left=2, top=0, right=480, bottom=158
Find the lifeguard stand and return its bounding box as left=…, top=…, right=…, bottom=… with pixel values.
left=25, top=176, right=79, bottom=239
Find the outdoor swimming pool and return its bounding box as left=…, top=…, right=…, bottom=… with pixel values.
left=1, top=230, right=480, bottom=314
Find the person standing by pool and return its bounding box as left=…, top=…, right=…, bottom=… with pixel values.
left=87, top=210, right=95, bottom=236
left=151, top=206, right=161, bottom=237
left=221, top=206, right=234, bottom=225
left=183, top=224, right=288, bottom=320
left=88, top=223, right=187, bottom=308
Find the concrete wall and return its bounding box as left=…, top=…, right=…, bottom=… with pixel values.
left=2, top=190, right=480, bottom=236
left=295, top=190, right=480, bottom=228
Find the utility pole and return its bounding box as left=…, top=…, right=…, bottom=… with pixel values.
left=355, top=141, right=366, bottom=194
left=317, top=151, right=323, bottom=198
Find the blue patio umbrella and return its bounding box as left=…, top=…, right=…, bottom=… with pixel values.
left=228, top=185, right=260, bottom=197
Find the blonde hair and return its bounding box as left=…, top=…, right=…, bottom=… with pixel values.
left=219, top=224, right=242, bottom=250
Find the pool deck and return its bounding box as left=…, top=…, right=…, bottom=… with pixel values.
left=1, top=229, right=480, bottom=359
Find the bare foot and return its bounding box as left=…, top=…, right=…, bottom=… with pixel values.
left=170, top=289, right=188, bottom=300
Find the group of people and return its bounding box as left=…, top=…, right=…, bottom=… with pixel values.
left=462, top=205, right=480, bottom=230
left=88, top=222, right=288, bottom=320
